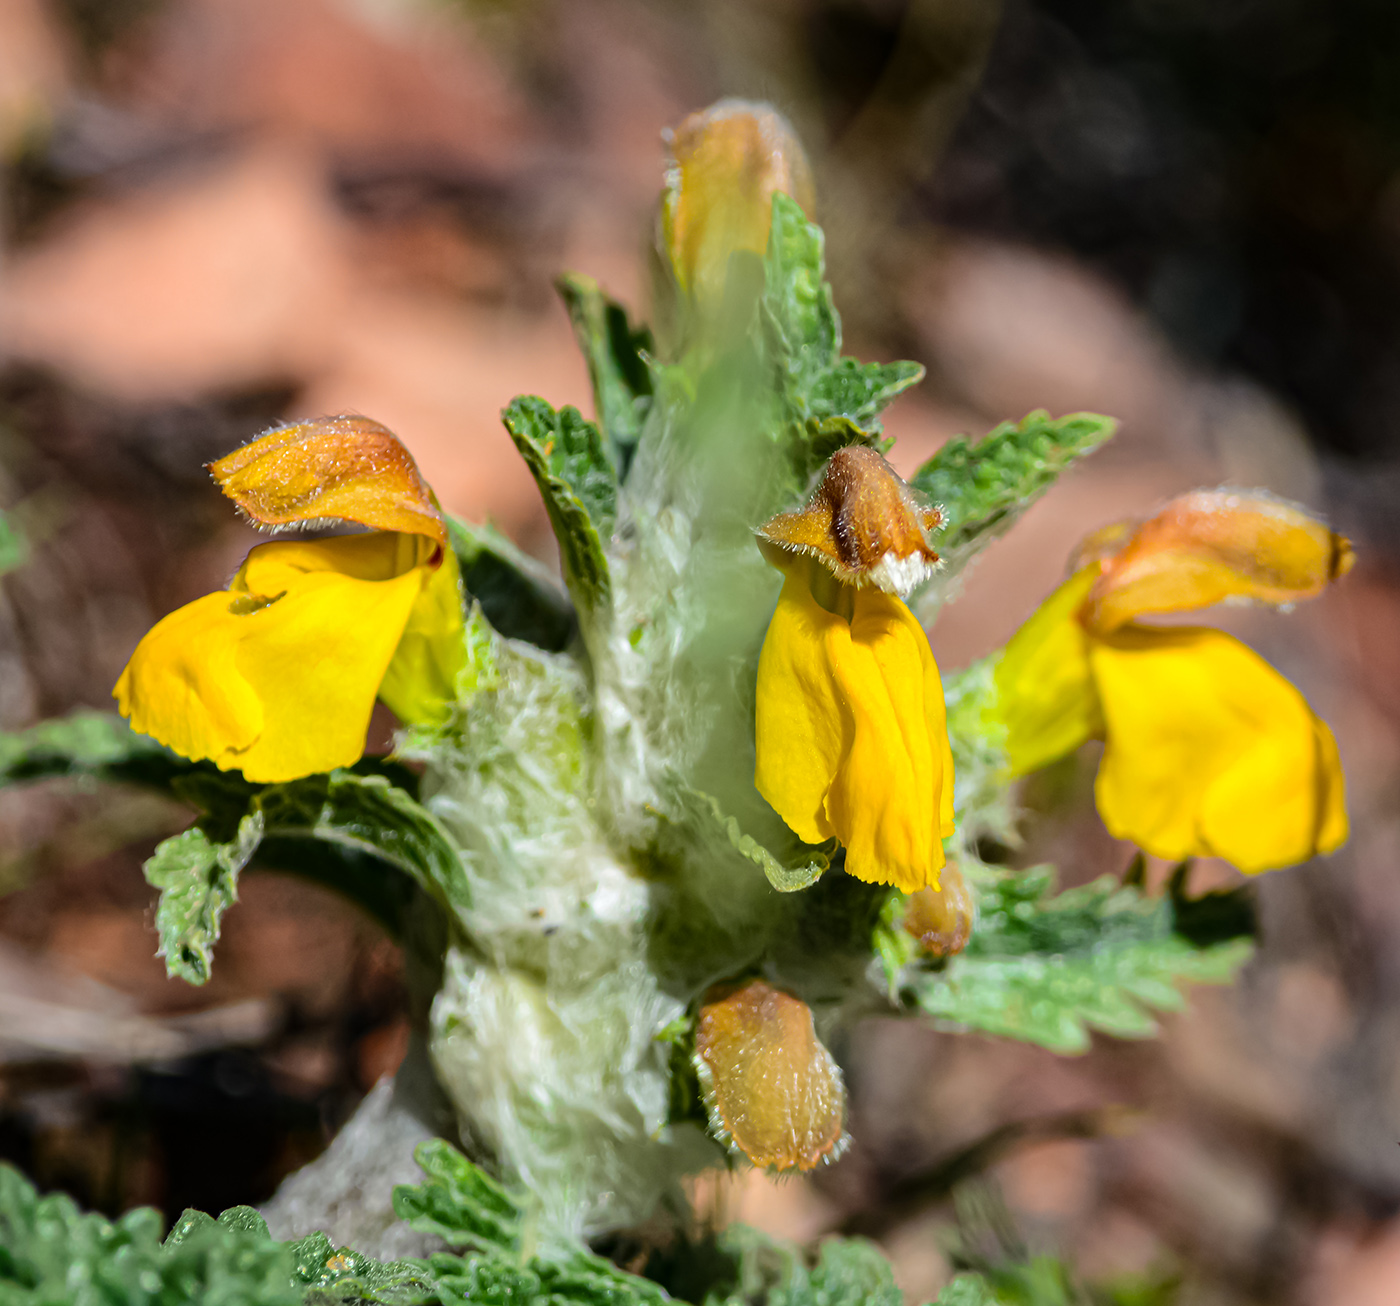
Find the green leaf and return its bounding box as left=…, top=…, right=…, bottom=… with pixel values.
left=0, top=1163, right=301, bottom=1305
left=0, top=510, right=27, bottom=576
left=447, top=515, right=576, bottom=652
left=807, top=357, right=924, bottom=429
left=145, top=812, right=263, bottom=985
left=556, top=272, right=654, bottom=472
left=912, top=867, right=1254, bottom=1053
left=678, top=785, right=831, bottom=893
left=759, top=195, right=923, bottom=480
left=392, top=1139, right=522, bottom=1256
left=393, top=1142, right=671, bottom=1304
left=685, top=1224, right=902, bottom=1306
left=0, top=709, right=189, bottom=790
left=146, top=769, right=461, bottom=985
left=502, top=396, right=615, bottom=614
left=910, top=410, right=1116, bottom=573
left=762, top=194, right=838, bottom=391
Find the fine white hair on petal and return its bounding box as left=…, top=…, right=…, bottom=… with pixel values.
left=867, top=549, right=941, bottom=596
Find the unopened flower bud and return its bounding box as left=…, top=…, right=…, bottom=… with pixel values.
left=662, top=100, right=815, bottom=310
left=757, top=445, right=942, bottom=595
left=903, top=862, right=974, bottom=957
left=694, top=978, right=846, bottom=1172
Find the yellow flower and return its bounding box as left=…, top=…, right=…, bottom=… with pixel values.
left=754, top=447, right=954, bottom=893
left=114, top=416, right=465, bottom=784
left=996, top=489, right=1352, bottom=873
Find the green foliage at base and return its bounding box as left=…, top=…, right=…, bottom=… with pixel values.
left=0, top=1143, right=933, bottom=1306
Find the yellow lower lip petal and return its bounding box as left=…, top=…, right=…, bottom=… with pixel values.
left=1090, top=624, right=1347, bottom=873
left=996, top=566, right=1103, bottom=777
left=116, top=533, right=430, bottom=784
left=754, top=567, right=952, bottom=892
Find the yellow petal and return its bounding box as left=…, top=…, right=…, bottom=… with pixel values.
left=379, top=542, right=467, bottom=727
left=116, top=534, right=429, bottom=783
left=1082, top=489, right=1354, bottom=634
left=754, top=571, right=848, bottom=847
left=995, top=566, right=1104, bottom=777
left=1090, top=625, right=1348, bottom=872
left=754, top=568, right=952, bottom=893
left=210, top=415, right=448, bottom=547
left=694, top=979, right=845, bottom=1172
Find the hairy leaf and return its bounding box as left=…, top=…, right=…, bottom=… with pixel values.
left=145, top=812, right=263, bottom=985
left=807, top=357, right=924, bottom=430
left=557, top=272, right=654, bottom=472
left=392, top=1139, right=522, bottom=1256
left=0, top=1164, right=301, bottom=1305
left=502, top=396, right=615, bottom=613
left=686, top=1224, right=902, bottom=1306
left=910, top=411, right=1116, bottom=613
left=146, top=770, right=461, bottom=984
left=758, top=196, right=923, bottom=481
left=913, top=867, right=1254, bottom=1053
left=762, top=193, right=839, bottom=396
left=448, top=515, right=575, bottom=652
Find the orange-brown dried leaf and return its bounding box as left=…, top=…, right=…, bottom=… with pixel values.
left=210, top=415, right=446, bottom=547
left=694, top=978, right=845, bottom=1172
left=757, top=446, right=941, bottom=594
left=1082, top=488, right=1353, bottom=634
left=904, top=862, right=974, bottom=957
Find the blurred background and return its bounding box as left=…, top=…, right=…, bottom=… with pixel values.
left=0, top=0, right=1398, bottom=1300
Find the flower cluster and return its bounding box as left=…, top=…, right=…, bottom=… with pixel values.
left=996, top=489, right=1350, bottom=872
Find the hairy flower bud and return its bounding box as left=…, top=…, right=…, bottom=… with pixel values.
left=661, top=99, right=815, bottom=310
left=694, top=979, right=846, bottom=1172
left=903, top=863, right=974, bottom=958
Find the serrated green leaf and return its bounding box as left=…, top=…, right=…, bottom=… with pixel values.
left=147, top=770, right=460, bottom=985
left=807, top=357, right=925, bottom=429
left=913, top=869, right=1254, bottom=1053
left=688, top=1224, right=903, bottom=1306
left=758, top=196, right=923, bottom=482
left=392, top=1139, right=522, bottom=1256
left=910, top=411, right=1116, bottom=592
left=556, top=272, right=654, bottom=472
left=447, top=515, right=576, bottom=652
left=502, top=396, right=615, bottom=614
left=145, top=811, right=263, bottom=985
left=762, top=193, right=838, bottom=393
left=0, top=1163, right=300, bottom=1305
left=678, top=785, right=831, bottom=892
left=257, top=771, right=467, bottom=910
